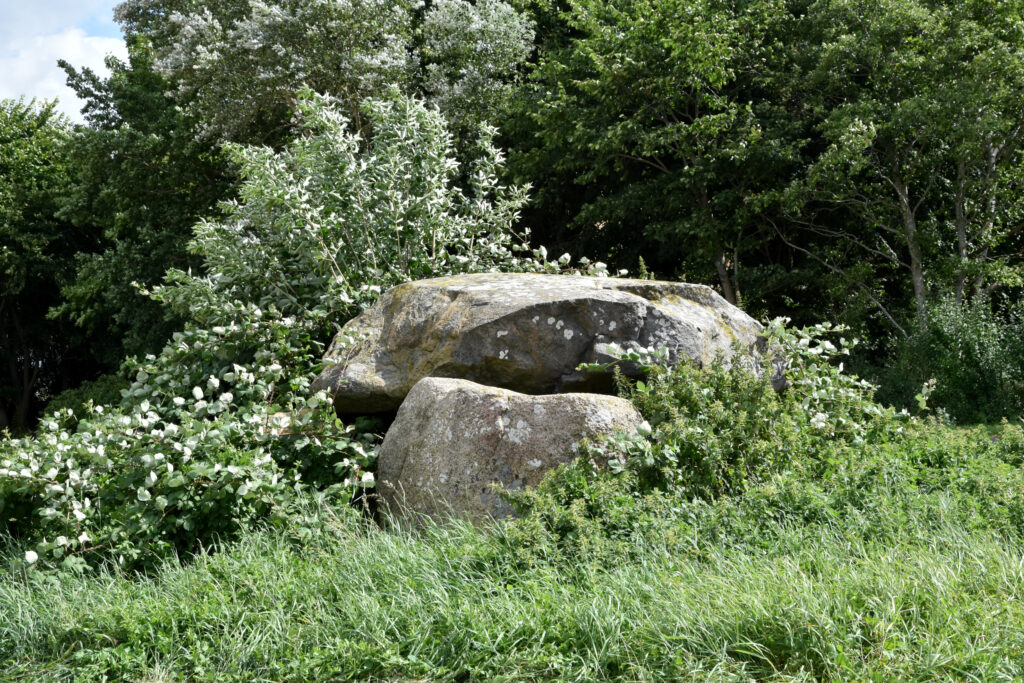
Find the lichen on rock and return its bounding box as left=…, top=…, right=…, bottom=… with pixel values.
left=376, top=377, right=645, bottom=522
left=313, top=273, right=764, bottom=414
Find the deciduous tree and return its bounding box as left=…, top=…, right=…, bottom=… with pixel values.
left=786, top=0, right=1024, bottom=321
left=0, top=100, right=95, bottom=433
left=507, top=0, right=793, bottom=303
left=56, top=43, right=233, bottom=366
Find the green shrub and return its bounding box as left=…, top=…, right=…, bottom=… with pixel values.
left=498, top=460, right=689, bottom=574
left=43, top=373, right=129, bottom=419
left=0, top=90, right=546, bottom=572
left=878, top=295, right=1024, bottom=423
left=501, top=321, right=1024, bottom=568
left=617, top=320, right=895, bottom=499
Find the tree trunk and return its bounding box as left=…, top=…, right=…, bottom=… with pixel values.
left=954, top=161, right=969, bottom=304
left=714, top=250, right=737, bottom=305
left=894, top=177, right=927, bottom=316
left=2, top=309, right=39, bottom=435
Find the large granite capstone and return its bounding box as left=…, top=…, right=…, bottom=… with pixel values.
left=313, top=273, right=763, bottom=414
left=376, top=377, right=645, bottom=522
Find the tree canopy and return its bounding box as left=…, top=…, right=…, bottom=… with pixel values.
left=2, top=0, right=1024, bottom=433
left=112, top=0, right=536, bottom=144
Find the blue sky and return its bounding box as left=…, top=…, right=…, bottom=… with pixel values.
left=0, top=0, right=127, bottom=121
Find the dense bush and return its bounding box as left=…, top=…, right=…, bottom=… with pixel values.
left=618, top=322, right=885, bottom=498
left=0, top=90, right=547, bottom=572
left=503, top=321, right=1024, bottom=569
left=877, top=296, right=1024, bottom=423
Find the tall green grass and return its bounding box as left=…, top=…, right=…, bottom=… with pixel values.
left=2, top=504, right=1024, bottom=681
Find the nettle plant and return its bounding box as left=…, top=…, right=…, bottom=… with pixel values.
left=0, top=90, right=564, bottom=572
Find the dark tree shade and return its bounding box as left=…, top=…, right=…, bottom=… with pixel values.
left=0, top=100, right=100, bottom=433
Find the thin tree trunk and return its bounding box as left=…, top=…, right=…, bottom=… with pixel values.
left=894, top=177, right=927, bottom=316
left=732, top=245, right=741, bottom=305
left=699, top=182, right=737, bottom=306
left=972, top=246, right=989, bottom=296
left=954, top=161, right=969, bottom=304
left=8, top=310, right=40, bottom=434
left=714, top=250, right=737, bottom=305
left=13, top=378, right=34, bottom=435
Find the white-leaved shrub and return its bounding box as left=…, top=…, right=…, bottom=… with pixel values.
left=154, top=88, right=537, bottom=324
left=122, top=0, right=416, bottom=142
left=421, top=0, right=535, bottom=132
left=115, top=0, right=536, bottom=144
left=0, top=90, right=550, bottom=572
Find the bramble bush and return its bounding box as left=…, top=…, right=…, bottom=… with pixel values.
left=0, top=90, right=565, bottom=572
left=565, top=320, right=894, bottom=500
left=617, top=320, right=893, bottom=498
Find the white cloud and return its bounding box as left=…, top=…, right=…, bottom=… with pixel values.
left=0, top=1, right=117, bottom=41
left=0, top=1, right=124, bottom=121
left=0, top=28, right=127, bottom=122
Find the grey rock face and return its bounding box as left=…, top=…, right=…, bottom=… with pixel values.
left=376, top=377, right=645, bottom=522
left=314, top=273, right=764, bottom=414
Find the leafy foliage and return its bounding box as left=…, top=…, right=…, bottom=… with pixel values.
left=114, top=0, right=536, bottom=145
left=500, top=0, right=1024, bottom=415
left=43, top=374, right=130, bottom=420
left=516, top=320, right=895, bottom=509
left=421, top=0, right=535, bottom=136
left=114, top=0, right=413, bottom=143
left=503, top=322, right=1024, bottom=571
left=880, top=295, right=1024, bottom=422
left=56, top=44, right=233, bottom=366
left=0, top=99, right=98, bottom=434
left=785, top=0, right=1024, bottom=316
left=155, top=89, right=535, bottom=325
left=0, top=91, right=538, bottom=572
left=507, top=0, right=795, bottom=301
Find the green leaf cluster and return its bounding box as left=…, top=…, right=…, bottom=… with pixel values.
left=0, top=91, right=538, bottom=571
left=0, top=100, right=98, bottom=433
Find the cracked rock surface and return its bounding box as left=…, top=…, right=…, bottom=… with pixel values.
left=314, top=273, right=764, bottom=414
left=376, top=377, right=645, bottom=522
